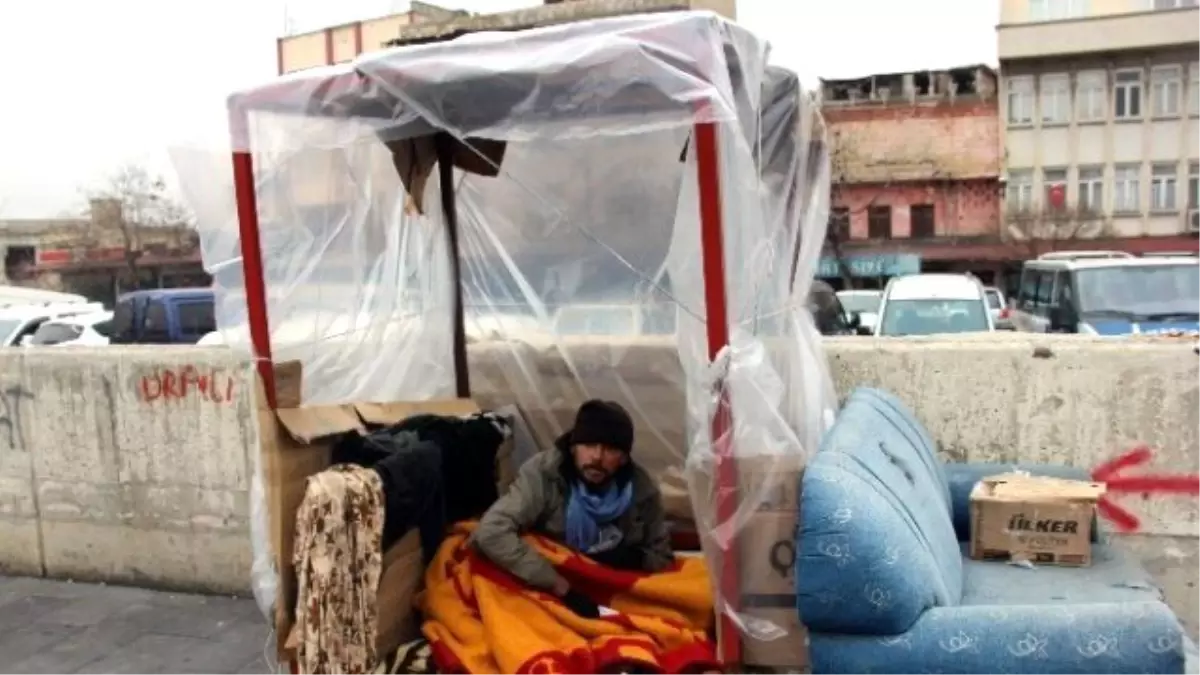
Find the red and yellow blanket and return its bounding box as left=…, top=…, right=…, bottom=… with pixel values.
left=418, top=522, right=719, bottom=674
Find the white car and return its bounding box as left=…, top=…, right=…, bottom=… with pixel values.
left=875, top=274, right=995, bottom=336
left=0, top=302, right=107, bottom=347
left=28, top=311, right=115, bottom=347
left=984, top=286, right=1013, bottom=330
left=836, top=289, right=882, bottom=334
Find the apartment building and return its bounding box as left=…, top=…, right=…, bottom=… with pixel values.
left=819, top=66, right=1007, bottom=288
left=997, top=0, right=1200, bottom=252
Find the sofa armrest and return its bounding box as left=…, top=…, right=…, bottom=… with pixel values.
left=944, top=462, right=1094, bottom=542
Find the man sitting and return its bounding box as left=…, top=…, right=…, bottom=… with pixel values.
left=471, top=399, right=674, bottom=616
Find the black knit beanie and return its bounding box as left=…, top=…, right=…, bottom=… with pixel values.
left=568, top=399, right=634, bottom=454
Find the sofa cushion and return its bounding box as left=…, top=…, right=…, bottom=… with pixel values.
left=961, top=543, right=1166, bottom=607
left=797, top=391, right=964, bottom=635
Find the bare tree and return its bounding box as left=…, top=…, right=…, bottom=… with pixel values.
left=1004, top=202, right=1104, bottom=258
left=82, top=165, right=195, bottom=291
left=825, top=129, right=866, bottom=288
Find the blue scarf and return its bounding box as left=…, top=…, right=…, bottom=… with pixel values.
left=565, top=479, right=633, bottom=553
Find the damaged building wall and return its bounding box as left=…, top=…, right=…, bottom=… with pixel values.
left=819, top=66, right=1006, bottom=282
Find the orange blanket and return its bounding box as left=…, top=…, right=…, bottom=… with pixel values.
left=419, top=522, right=719, bottom=674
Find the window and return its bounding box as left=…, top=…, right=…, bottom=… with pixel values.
left=177, top=300, right=216, bottom=340
left=1075, top=71, right=1107, bottom=122
left=1151, top=164, right=1179, bottom=212
left=92, top=320, right=113, bottom=339
left=1189, top=162, right=1199, bottom=209
left=1018, top=268, right=1058, bottom=318
left=1190, top=63, right=1199, bottom=115
left=867, top=206, right=892, bottom=239
left=1030, top=0, right=1089, bottom=19
left=1007, top=170, right=1035, bottom=213
left=30, top=322, right=83, bottom=346
left=1007, top=76, right=1034, bottom=125
left=1150, top=65, right=1182, bottom=117
left=829, top=207, right=850, bottom=240
left=1036, top=270, right=1058, bottom=309
left=1114, top=165, right=1141, bottom=213
left=1043, top=169, right=1068, bottom=210
left=1040, top=74, right=1071, bottom=124
left=142, top=301, right=171, bottom=343
left=910, top=204, right=936, bottom=238
left=1114, top=69, right=1143, bottom=119
left=1078, top=166, right=1104, bottom=213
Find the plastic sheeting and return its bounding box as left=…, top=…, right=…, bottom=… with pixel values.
left=176, top=10, right=834, bottom=649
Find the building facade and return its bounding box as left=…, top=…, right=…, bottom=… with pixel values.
left=820, top=66, right=1007, bottom=288
left=1, top=202, right=205, bottom=304
left=997, top=0, right=1200, bottom=256
left=278, top=0, right=736, bottom=75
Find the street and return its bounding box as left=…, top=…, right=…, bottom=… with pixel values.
left=0, top=576, right=272, bottom=674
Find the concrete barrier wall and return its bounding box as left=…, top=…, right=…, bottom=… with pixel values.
left=0, top=347, right=257, bottom=593
left=0, top=336, right=1195, bottom=630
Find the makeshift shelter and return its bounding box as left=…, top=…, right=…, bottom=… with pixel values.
left=184, top=10, right=835, bottom=670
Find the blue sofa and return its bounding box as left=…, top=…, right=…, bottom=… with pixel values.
left=795, top=387, right=1187, bottom=674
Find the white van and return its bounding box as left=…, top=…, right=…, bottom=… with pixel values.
left=1011, top=251, right=1199, bottom=336
left=874, top=274, right=994, bottom=336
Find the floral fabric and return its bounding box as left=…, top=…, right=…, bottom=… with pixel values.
left=293, top=465, right=385, bottom=674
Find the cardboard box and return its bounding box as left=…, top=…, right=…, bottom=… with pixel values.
left=258, top=362, right=512, bottom=662
left=740, top=606, right=811, bottom=674
left=969, top=473, right=1105, bottom=567
left=701, top=453, right=809, bottom=672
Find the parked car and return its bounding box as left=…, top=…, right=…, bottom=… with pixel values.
left=984, top=286, right=1013, bottom=330
left=108, top=288, right=216, bottom=345
left=809, top=281, right=867, bottom=335
left=875, top=274, right=994, bottom=336
left=835, top=289, right=882, bottom=334
left=28, top=310, right=114, bottom=347
left=0, top=302, right=106, bottom=347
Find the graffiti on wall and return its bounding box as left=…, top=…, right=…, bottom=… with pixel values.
left=0, top=383, right=34, bottom=451
left=1092, top=445, right=1200, bottom=532
left=139, top=366, right=237, bottom=405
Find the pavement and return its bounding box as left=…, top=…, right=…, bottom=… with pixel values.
left=0, top=576, right=275, bottom=674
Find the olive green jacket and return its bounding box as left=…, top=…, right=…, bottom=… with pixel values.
left=470, top=449, right=673, bottom=590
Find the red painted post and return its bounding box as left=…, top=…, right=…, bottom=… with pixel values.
left=693, top=120, right=740, bottom=665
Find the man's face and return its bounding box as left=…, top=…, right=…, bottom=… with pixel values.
left=571, top=443, right=626, bottom=486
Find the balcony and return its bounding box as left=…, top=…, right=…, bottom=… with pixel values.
left=998, top=7, right=1200, bottom=60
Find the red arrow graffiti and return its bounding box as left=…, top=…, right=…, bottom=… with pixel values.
left=1090, top=445, right=1200, bottom=532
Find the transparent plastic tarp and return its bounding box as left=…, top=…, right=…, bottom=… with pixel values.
left=176, top=11, right=834, bottom=650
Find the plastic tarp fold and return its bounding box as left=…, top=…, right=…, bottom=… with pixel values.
left=174, top=10, right=834, bottom=650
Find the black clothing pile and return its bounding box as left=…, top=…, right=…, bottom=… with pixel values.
left=331, top=411, right=513, bottom=559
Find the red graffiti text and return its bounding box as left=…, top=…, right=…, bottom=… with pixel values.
left=140, top=366, right=236, bottom=404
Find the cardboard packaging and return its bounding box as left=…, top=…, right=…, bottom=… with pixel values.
left=969, top=473, right=1105, bottom=567
left=258, top=362, right=514, bottom=663
left=702, top=453, right=809, bottom=672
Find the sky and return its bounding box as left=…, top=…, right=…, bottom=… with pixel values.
left=0, top=0, right=998, bottom=219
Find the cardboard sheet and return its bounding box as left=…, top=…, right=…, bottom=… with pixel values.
left=258, top=362, right=511, bottom=662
